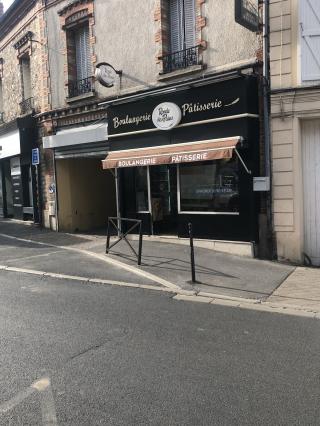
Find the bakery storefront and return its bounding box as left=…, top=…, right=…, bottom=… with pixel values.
left=102, top=75, right=260, bottom=242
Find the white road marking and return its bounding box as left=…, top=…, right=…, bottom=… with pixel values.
left=5, top=250, right=63, bottom=264
left=0, top=377, right=58, bottom=425
left=0, top=387, right=36, bottom=414
left=0, top=264, right=175, bottom=293
left=0, top=233, right=180, bottom=290
left=34, top=377, right=58, bottom=426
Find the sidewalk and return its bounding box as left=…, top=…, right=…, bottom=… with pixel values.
left=0, top=219, right=320, bottom=316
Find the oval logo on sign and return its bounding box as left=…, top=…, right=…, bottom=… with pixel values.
left=152, top=102, right=182, bottom=131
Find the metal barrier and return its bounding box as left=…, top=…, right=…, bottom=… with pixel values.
left=106, top=217, right=143, bottom=265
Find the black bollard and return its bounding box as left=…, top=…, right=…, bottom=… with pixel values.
left=188, top=222, right=196, bottom=283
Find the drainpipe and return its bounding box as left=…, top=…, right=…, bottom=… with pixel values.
left=262, top=0, right=275, bottom=258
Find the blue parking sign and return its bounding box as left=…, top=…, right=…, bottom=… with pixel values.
left=32, top=148, right=40, bottom=165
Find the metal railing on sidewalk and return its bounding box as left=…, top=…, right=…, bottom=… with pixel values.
left=106, top=217, right=143, bottom=265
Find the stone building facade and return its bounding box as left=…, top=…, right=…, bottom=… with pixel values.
left=0, top=0, right=49, bottom=221
left=270, top=0, right=320, bottom=265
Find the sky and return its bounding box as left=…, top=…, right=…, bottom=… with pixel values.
left=2, top=0, right=15, bottom=13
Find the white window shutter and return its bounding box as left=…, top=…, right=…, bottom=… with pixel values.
left=169, top=0, right=196, bottom=52
left=0, top=80, right=3, bottom=111
left=75, top=25, right=90, bottom=80
left=300, top=0, right=320, bottom=81
left=184, top=0, right=196, bottom=49
left=21, top=58, right=31, bottom=99
left=170, top=0, right=184, bottom=52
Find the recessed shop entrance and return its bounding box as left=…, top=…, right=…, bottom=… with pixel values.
left=55, top=157, right=116, bottom=232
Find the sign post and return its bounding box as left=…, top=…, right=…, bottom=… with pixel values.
left=32, top=148, right=40, bottom=166
left=31, top=148, right=41, bottom=225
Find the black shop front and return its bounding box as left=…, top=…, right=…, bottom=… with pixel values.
left=102, top=75, right=260, bottom=243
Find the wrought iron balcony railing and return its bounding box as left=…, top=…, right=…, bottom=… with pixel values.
left=20, top=97, right=34, bottom=115
left=0, top=112, right=4, bottom=124
left=160, top=46, right=200, bottom=74
left=68, top=76, right=94, bottom=98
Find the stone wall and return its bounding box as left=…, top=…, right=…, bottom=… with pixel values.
left=44, top=0, right=261, bottom=107
left=0, top=1, right=50, bottom=124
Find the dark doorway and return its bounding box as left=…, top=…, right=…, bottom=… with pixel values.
left=3, top=161, right=14, bottom=217
left=150, top=165, right=178, bottom=235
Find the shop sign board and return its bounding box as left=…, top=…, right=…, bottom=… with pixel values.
left=32, top=148, right=40, bottom=165
left=235, top=0, right=259, bottom=32
left=107, top=77, right=258, bottom=137
left=95, top=62, right=122, bottom=88
left=152, top=102, right=182, bottom=130
left=0, top=130, right=20, bottom=159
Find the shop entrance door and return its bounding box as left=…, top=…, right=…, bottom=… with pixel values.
left=150, top=165, right=178, bottom=235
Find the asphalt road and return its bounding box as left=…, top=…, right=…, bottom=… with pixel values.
left=0, top=269, right=319, bottom=425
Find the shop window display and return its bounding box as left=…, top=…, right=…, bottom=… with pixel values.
left=179, top=158, right=239, bottom=213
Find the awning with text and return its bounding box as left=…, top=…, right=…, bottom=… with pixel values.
left=102, top=137, right=242, bottom=169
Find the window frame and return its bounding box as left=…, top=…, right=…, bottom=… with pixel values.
left=135, top=166, right=152, bottom=214
left=177, top=162, right=240, bottom=216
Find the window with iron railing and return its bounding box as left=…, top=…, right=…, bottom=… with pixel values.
left=0, top=78, right=3, bottom=120
left=161, top=0, right=198, bottom=74
left=20, top=97, right=34, bottom=115
left=68, top=76, right=94, bottom=98
left=21, top=56, right=32, bottom=100
left=160, top=45, right=199, bottom=74
left=67, top=23, right=94, bottom=98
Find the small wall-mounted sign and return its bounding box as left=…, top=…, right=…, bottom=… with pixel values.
left=48, top=183, right=56, bottom=194
left=253, top=176, right=270, bottom=192
left=152, top=102, right=182, bottom=131
left=235, top=0, right=259, bottom=32
left=32, top=148, right=40, bottom=165
left=95, top=62, right=122, bottom=88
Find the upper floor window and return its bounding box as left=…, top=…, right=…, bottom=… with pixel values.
left=13, top=31, right=34, bottom=114
left=74, top=24, right=91, bottom=82
left=0, top=78, right=4, bottom=122
left=58, top=1, right=95, bottom=99
left=66, top=22, right=94, bottom=98
left=300, top=0, right=320, bottom=83
left=169, top=0, right=196, bottom=53
left=20, top=56, right=34, bottom=115
left=161, top=0, right=199, bottom=74
left=21, top=56, right=31, bottom=100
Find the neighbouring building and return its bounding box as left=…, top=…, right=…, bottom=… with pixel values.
left=0, top=0, right=49, bottom=222
left=39, top=0, right=272, bottom=258
left=270, top=0, right=320, bottom=265
left=39, top=0, right=115, bottom=232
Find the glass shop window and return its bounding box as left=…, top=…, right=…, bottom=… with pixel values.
left=179, top=159, right=239, bottom=213
left=135, top=167, right=149, bottom=212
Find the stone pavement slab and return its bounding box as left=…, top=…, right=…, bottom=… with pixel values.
left=267, top=267, right=320, bottom=311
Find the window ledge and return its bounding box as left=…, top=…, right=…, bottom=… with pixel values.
left=66, top=91, right=95, bottom=104
left=158, top=64, right=204, bottom=82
